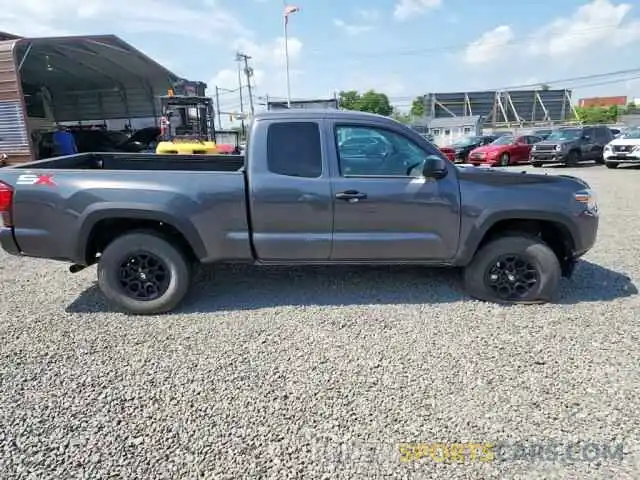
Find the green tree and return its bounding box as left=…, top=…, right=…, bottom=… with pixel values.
left=338, top=89, right=393, bottom=116
left=338, top=90, right=361, bottom=111
left=410, top=95, right=426, bottom=117
left=574, top=106, right=619, bottom=124
left=392, top=108, right=411, bottom=124
left=358, top=90, right=393, bottom=116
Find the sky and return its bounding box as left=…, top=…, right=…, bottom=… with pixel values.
left=2, top=0, right=640, bottom=117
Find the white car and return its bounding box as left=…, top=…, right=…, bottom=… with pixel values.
left=603, top=127, right=640, bottom=169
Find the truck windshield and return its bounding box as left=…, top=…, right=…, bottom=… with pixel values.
left=546, top=129, right=582, bottom=141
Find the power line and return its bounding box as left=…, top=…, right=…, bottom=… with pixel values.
left=364, top=68, right=640, bottom=103
left=499, top=68, right=640, bottom=91
left=304, top=23, right=634, bottom=59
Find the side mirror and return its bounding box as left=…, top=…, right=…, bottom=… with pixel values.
left=582, top=135, right=590, bottom=141
left=422, top=156, right=448, bottom=179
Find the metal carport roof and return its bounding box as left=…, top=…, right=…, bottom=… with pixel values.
left=14, top=34, right=182, bottom=121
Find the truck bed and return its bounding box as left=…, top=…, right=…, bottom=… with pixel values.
left=7, top=152, right=245, bottom=172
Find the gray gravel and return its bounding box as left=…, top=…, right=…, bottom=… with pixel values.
left=1, top=164, right=639, bottom=479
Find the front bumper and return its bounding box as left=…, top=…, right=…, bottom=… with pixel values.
left=468, top=156, right=498, bottom=165
left=529, top=151, right=567, bottom=164
left=574, top=211, right=599, bottom=258
left=603, top=152, right=640, bottom=164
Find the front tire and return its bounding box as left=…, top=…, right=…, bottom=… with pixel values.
left=605, top=162, right=619, bottom=169
left=565, top=150, right=579, bottom=166
left=531, top=162, right=543, bottom=168
left=499, top=153, right=510, bottom=167
left=463, top=235, right=561, bottom=304
left=97, top=232, right=192, bottom=314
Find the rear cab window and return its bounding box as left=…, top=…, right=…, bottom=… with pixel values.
left=266, top=122, right=322, bottom=178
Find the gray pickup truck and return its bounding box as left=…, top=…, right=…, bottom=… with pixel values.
left=0, top=110, right=599, bottom=314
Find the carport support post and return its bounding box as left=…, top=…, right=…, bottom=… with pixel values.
left=236, top=56, right=245, bottom=137
left=118, top=86, right=132, bottom=128
left=17, top=43, right=33, bottom=71
left=215, top=86, right=222, bottom=130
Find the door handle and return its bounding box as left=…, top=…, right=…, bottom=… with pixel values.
left=335, top=190, right=367, bottom=201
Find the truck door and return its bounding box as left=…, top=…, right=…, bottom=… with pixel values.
left=329, top=123, right=461, bottom=261
left=248, top=120, right=333, bottom=260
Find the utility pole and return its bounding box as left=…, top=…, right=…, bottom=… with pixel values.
left=237, top=52, right=255, bottom=117
left=235, top=53, right=245, bottom=136
left=214, top=86, right=222, bottom=130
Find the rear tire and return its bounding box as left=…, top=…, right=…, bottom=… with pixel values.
left=463, top=235, right=561, bottom=304
left=97, top=232, right=192, bottom=314
left=605, top=162, right=619, bottom=169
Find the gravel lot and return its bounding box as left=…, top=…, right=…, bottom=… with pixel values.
left=0, top=164, right=639, bottom=479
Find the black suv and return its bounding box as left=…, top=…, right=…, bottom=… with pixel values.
left=529, top=125, right=613, bottom=167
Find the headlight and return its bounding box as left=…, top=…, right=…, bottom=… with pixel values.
left=555, top=144, right=562, bottom=151
left=531, top=145, right=537, bottom=151
left=604, top=145, right=612, bottom=152
left=574, top=189, right=597, bottom=213
left=633, top=145, right=640, bottom=152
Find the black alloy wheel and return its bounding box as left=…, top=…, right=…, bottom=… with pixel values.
left=484, top=254, right=539, bottom=301
left=118, top=251, right=171, bottom=301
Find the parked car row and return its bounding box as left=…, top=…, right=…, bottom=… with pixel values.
left=438, top=125, right=637, bottom=169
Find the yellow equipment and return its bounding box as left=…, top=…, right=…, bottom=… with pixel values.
left=156, top=89, right=219, bottom=155
left=155, top=138, right=218, bottom=155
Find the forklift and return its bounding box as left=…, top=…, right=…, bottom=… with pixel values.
left=155, top=83, right=240, bottom=155
left=155, top=90, right=218, bottom=154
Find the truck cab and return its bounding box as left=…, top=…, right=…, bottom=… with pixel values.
left=245, top=111, right=461, bottom=261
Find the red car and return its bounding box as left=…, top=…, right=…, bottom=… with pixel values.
left=439, top=135, right=500, bottom=163
left=468, top=135, right=542, bottom=166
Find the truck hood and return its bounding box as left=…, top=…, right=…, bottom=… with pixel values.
left=455, top=164, right=589, bottom=188
left=608, top=137, right=640, bottom=146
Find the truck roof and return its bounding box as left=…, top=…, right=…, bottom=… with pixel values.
left=254, top=109, right=392, bottom=122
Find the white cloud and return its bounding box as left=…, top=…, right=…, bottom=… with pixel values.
left=356, top=9, right=381, bottom=22
left=210, top=36, right=304, bottom=101
left=463, top=25, right=514, bottom=65
left=0, top=0, right=249, bottom=42
left=233, top=36, right=303, bottom=66
left=393, top=0, right=441, bottom=21
left=527, top=0, right=640, bottom=57
left=333, top=19, right=374, bottom=36
left=461, top=0, right=640, bottom=67
left=210, top=68, right=266, bottom=91
left=333, top=8, right=380, bottom=36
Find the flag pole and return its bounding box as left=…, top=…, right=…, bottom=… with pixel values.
left=283, top=5, right=292, bottom=108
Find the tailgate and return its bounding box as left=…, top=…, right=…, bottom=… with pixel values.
left=0, top=168, right=66, bottom=257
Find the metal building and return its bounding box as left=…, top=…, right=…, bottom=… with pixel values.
left=0, top=32, right=180, bottom=164
left=410, top=115, right=483, bottom=146
left=578, top=96, right=627, bottom=108
left=423, top=89, right=576, bottom=127
left=266, top=97, right=338, bottom=110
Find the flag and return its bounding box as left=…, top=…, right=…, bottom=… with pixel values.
left=283, top=5, right=299, bottom=24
